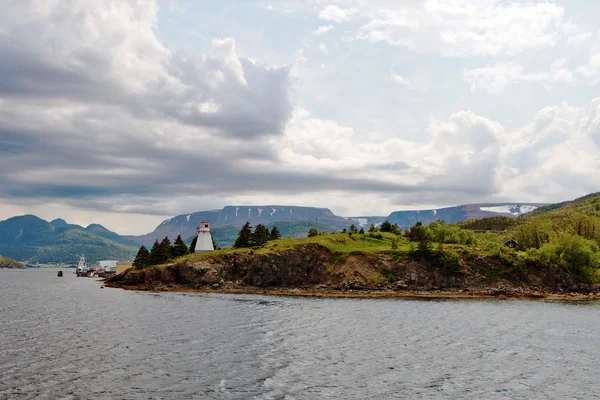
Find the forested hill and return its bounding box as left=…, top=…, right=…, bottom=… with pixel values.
left=526, top=192, right=600, bottom=217
left=0, top=215, right=138, bottom=264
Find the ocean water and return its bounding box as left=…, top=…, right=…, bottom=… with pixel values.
left=1, top=268, right=600, bottom=399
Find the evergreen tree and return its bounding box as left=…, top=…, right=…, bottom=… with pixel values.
left=368, top=224, right=377, bottom=233
left=308, top=227, right=318, bottom=237
left=380, top=220, right=392, bottom=232
left=172, top=235, right=189, bottom=257
left=153, top=236, right=172, bottom=264
left=148, top=239, right=161, bottom=265
left=391, top=223, right=400, bottom=235
left=212, top=237, right=218, bottom=250
left=234, top=222, right=253, bottom=248
left=359, top=227, right=365, bottom=234
left=270, top=225, right=281, bottom=240
left=349, top=224, right=358, bottom=233
left=132, top=245, right=150, bottom=270
left=408, top=222, right=429, bottom=242
left=189, top=236, right=198, bottom=253
left=254, top=224, right=270, bottom=247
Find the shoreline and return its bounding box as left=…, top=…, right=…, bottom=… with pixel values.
left=103, top=282, right=600, bottom=301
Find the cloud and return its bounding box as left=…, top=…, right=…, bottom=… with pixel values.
left=0, top=2, right=292, bottom=139
left=315, top=25, right=334, bottom=35
left=390, top=71, right=410, bottom=87
left=319, top=43, right=329, bottom=54
left=576, top=45, right=600, bottom=84
left=1, top=0, right=599, bottom=230
left=351, top=0, right=580, bottom=57
left=319, top=5, right=357, bottom=23
left=463, top=61, right=575, bottom=93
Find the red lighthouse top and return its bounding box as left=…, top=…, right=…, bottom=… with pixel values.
left=197, top=221, right=210, bottom=233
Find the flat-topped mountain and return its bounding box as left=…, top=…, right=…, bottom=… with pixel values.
left=128, top=206, right=351, bottom=246
left=0, top=201, right=548, bottom=260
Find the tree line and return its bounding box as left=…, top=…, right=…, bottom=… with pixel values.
left=234, top=222, right=281, bottom=248
left=133, top=234, right=191, bottom=270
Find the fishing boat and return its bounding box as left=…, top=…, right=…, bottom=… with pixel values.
left=76, top=254, right=88, bottom=277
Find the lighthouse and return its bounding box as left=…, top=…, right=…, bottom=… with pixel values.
left=194, top=220, right=214, bottom=253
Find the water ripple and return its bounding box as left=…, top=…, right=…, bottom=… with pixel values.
left=2, top=269, right=600, bottom=399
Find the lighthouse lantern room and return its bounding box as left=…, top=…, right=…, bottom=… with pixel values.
left=194, top=220, right=214, bottom=253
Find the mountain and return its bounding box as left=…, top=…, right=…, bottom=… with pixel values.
left=128, top=206, right=351, bottom=247
left=0, top=215, right=138, bottom=264
left=50, top=218, right=68, bottom=226
left=387, top=203, right=545, bottom=229
left=128, top=203, right=545, bottom=248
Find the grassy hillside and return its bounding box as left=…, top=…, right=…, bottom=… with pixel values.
left=187, top=221, right=341, bottom=249
left=454, top=193, right=600, bottom=283
left=0, top=255, right=26, bottom=269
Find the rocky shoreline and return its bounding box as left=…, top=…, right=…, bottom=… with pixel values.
left=105, top=243, right=600, bottom=301
left=103, top=281, right=600, bottom=301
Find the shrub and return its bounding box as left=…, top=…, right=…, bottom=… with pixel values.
left=527, top=233, right=600, bottom=282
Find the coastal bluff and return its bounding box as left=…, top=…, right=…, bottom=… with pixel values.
left=106, top=242, right=600, bottom=299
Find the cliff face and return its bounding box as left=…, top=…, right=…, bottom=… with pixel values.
left=107, top=244, right=598, bottom=296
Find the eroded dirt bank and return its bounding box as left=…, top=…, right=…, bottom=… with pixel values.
left=105, top=244, right=600, bottom=300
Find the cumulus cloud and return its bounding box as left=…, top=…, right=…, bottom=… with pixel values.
left=0, top=1, right=292, bottom=139
left=315, top=25, right=334, bottom=35
left=319, top=5, right=357, bottom=23
left=576, top=45, right=600, bottom=84
left=463, top=60, right=575, bottom=93
left=390, top=71, right=410, bottom=87
left=348, top=0, right=581, bottom=57
left=1, top=0, right=599, bottom=230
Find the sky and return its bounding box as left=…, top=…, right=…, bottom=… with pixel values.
left=0, top=0, right=599, bottom=235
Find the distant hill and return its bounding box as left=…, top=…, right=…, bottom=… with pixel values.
left=0, top=254, right=25, bottom=269
left=0, top=200, right=550, bottom=262
left=128, top=203, right=545, bottom=247
left=387, top=203, right=545, bottom=229
left=0, top=215, right=138, bottom=264
left=128, top=206, right=352, bottom=247
left=526, top=192, right=600, bottom=217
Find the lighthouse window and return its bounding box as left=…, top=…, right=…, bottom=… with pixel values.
left=205, top=224, right=209, bottom=228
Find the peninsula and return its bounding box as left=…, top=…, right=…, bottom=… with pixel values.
left=106, top=192, right=600, bottom=300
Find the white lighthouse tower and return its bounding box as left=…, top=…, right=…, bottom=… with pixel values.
left=194, top=220, right=214, bottom=253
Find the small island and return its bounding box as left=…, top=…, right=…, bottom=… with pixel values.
left=0, top=255, right=26, bottom=269
left=107, top=193, right=600, bottom=300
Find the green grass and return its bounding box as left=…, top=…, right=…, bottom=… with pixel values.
left=255, top=232, right=411, bottom=254
left=146, top=232, right=412, bottom=268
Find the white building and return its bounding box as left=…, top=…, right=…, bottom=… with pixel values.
left=194, top=220, right=214, bottom=253
left=99, top=260, right=118, bottom=272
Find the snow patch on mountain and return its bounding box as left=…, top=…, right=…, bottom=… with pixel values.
left=480, top=205, right=538, bottom=216
left=519, top=205, right=538, bottom=214
left=355, top=218, right=368, bottom=226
